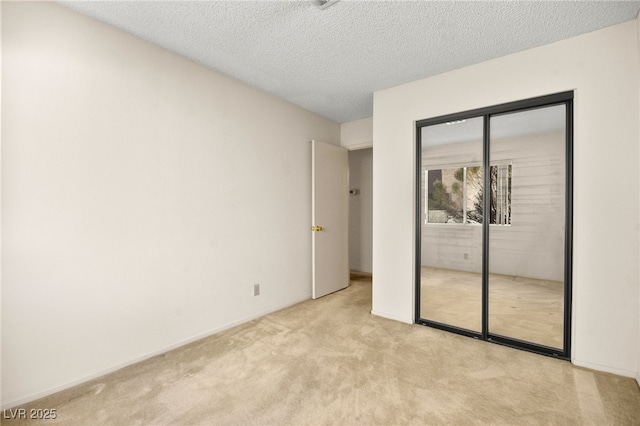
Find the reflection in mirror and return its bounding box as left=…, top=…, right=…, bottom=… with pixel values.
left=426, top=166, right=483, bottom=224
left=420, top=117, right=483, bottom=332
left=488, top=104, right=566, bottom=348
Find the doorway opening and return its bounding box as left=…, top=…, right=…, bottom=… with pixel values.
left=349, top=148, right=373, bottom=279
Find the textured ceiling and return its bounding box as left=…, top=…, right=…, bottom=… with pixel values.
left=59, top=1, right=640, bottom=123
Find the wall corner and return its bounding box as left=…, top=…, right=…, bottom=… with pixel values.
left=340, top=117, right=373, bottom=150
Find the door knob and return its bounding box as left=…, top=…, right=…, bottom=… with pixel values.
left=311, top=225, right=324, bottom=232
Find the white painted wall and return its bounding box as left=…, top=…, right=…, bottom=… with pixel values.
left=373, top=20, right=640, bottom=378
left=341, top=117, right=373, bottom=150
left=348, top=148, right=373, bottom=273
left=1, top=2, right=339, bottom=407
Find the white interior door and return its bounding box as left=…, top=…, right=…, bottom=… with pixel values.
left=311, top=140, right=349, bottom=299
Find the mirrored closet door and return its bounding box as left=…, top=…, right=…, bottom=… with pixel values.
left=419, top=117, right=484, bottom=334
left=488, top=105, right=567, bottom=350
left=415, top=93, right=573, bottom=358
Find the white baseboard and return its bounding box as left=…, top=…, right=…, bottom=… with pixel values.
left=572, top=358, right=638, bottom=379
left=371, top=309, right=413, bottom=324
left=1, top=294, right=310, bottom=410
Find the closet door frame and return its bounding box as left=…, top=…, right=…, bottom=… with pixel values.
left=414, top=91, right=573, bottom=359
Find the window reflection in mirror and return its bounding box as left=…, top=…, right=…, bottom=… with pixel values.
left=425, top=165, right=511, bottom=225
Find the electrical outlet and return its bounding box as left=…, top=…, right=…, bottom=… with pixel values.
left=253, top=283, right=260, bottom=296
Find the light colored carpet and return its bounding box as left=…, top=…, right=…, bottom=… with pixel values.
left=5, top=278, right=640, bottom=425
